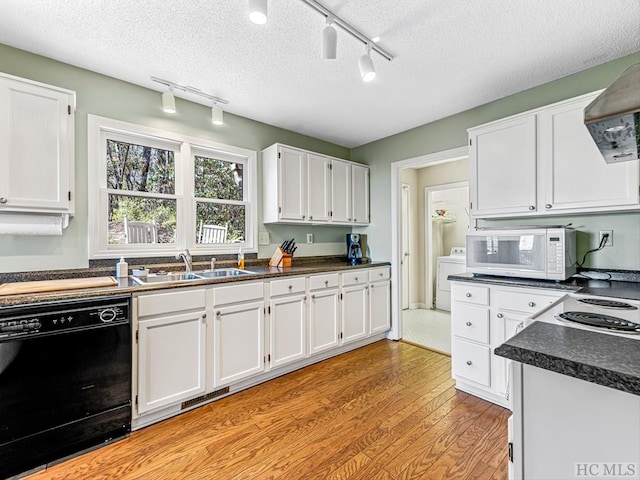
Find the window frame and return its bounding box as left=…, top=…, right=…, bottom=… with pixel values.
left=88, top=115, right=257, bottom=259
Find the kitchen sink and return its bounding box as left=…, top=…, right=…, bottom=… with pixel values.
left=195, top=268, right=256, bottom=278
left=131, top=269, right=255, bottom=285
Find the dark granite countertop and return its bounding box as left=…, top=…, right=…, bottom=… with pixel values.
left=495, top=322, right=640, bottom=396
left=448, top=272, right=640, bottom=301
left=0, top=259, right=390, bottom=308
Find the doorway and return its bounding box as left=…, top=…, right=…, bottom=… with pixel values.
left=388, top=146, right=470, bottom=353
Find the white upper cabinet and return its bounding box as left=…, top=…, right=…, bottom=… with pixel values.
left=262, top=143, right=369, bottom=225
left=351, top=163, right=370, bottom=225
left=307, top=153, right=331, bottom=223
left=469, top=91, right=639, bottom=218
left=537, top=92, right=639, bottom=212
left=469, top=115, right=537, bottom=216
left=0, top=72, right=75, bottom=214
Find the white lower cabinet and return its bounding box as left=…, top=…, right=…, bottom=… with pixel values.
left=451, top=282, right=562, bottom=407
left=268, top=277, right=307, bottom=369
left=369, top=268, right=391, bottom=335
left=213, top=282, right=266, bottom=387
left=309, top=274, right=340, bottom=355
left=135, top=288, right=207, bottom=415
left=341, top=274, right=369, bottom=344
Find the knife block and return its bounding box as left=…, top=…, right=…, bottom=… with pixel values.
left=269, top=247, right=292, bottom=267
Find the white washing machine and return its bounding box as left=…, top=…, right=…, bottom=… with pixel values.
left=436, top=247, right=466, bottom=311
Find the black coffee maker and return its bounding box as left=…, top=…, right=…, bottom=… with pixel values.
left=346, top=233, right=370, bottom=265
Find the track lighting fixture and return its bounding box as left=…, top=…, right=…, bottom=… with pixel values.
left=211, top=103, right=224, bottom=126
left=358, top=44, right=376, bottom=82
left=249, top=0, right=268, bottom=25
left=151, top=77, right=229, bottom=125
left=322, top=16, right=337, bottom=60
left=162, top=88, right=176, bottom=113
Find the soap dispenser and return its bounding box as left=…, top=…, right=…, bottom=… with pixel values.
left=237, top=247, right=245, bottom=270
left=116, top=257, right=128, bottom=278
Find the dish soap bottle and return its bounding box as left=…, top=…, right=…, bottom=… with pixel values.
left=116, top=257, right=128, bottom=278
left=237, top=247, right=244, bottom=270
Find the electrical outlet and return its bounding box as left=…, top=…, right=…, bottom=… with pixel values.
left=599, top=230, right=613, bottom=247
left=306, top=233, right=313, bottom=244
left=258, top=231, right=270, bottom=245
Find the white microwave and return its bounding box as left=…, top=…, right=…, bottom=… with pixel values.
left=466, top=228, right=577, bottom=281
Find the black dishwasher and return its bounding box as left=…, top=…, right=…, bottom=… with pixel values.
left=0, top=295, right=132, bottom=479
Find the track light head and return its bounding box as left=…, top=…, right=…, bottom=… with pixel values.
left=358, top=45, right=376, bottom=82
left=249, top=0, right=268, bottom=25
left=322, top=17, right=337, bottom=59
left=162, top=90, right=176, bottom=113
left=211, top=104, right=224, bottom=126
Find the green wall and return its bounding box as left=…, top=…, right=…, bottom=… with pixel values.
left=0, top=44, right=352, bottom=272
left=351, top=52, right=640, bottom=270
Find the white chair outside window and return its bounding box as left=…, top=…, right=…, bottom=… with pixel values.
left=124, top=217, right=158, bottom=244
left=198, top=221, right=228, bottom=244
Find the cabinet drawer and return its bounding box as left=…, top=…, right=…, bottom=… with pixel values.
left=342, top=271, right=367, bottom=287
left=492, top=288, right=562, bottom=313
left=214, top=282, right=264, bottom=306
left=309, top=273, right=339, bottom=290
left=452, top=338, right=491, bottom=387
left=270, top=276, right=306, bottom=296
left=137, top=288, right=206, bottom=318
left=368, top=267, right=390, bottom=282
left=452, top=284, right=489, bottom=305
left=452, top=303, right=490, bottom=344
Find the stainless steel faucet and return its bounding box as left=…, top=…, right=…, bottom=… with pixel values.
left=176, top=249, right=192, bottom=273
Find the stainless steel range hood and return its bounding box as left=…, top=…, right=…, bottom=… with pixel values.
left=584, top=63, right=640, bottom=164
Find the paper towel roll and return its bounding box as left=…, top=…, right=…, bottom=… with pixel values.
left=0, top=213, right=65, bottom=235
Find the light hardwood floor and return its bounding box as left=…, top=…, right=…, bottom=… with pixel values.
left=28, top=340, right=509, bottom=479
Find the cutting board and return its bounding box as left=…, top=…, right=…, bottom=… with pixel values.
left=0, top=276, right=118, bottom=296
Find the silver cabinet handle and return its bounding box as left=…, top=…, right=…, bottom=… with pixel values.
left=309, top=215, right=313, bottom=220
left=348, top=218, right=352, bottom=221
left=216, top=310, right=221, bottom=317
left=465, top=321, right=472, bottom=326
left=379, top=272, right=384, bottom=276
left=288, top=285, right=293, bottom=290
left=528, top=205, right=535, bottom=211
left=497, top=313, right=504, bottom=318
left=370, top=284, right=374, bottom=289
left=529, top=301, right=536, bottom=307
left=355, top=277, right=358, bottom=282
left=0, top=197, right=7, bottom=204
left=302, top=215, right=306, bottom=220
left=324, top=280, right=329, bottom=286
left=466, top=360, right=472, bottom=366
left=202, top=314, right=207, bottom=323
left=465, top=292, right=472, bottom=298
left=354, top=218, right=358, bottom=222
left=304, top=296, right=307, bottom=301
left=311, top=294, right=316, bottom=299
left=545, top=204, right=552, bottom=209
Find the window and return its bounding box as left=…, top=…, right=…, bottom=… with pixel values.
left=88, top=115, right=256, bottom=258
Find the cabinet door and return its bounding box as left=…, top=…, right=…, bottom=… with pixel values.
left=351, top=164, right=370, bottom=224
left=269, top=294, right=307, bottom=368
left=307, top=153, right=331, bottom=223
left=214, top=301, right=265, bottom=386
left=278, top=146, right=306, bottom=221
left=137, top=311, right=207, bottom=414
left=492, top=309, right=529, bottom=400
left=369, top=280, right=390, bottom=334
left=469, top=115, right=537, bottom=216
left=331, top=160, right=351, bottom=223
left=341, top=284, right=368, bottom=344
left=538, top=94, right=639, bottom=212
left=309, top=289, right=340, bottom=355
left=0, top=75, right=73, bottom=212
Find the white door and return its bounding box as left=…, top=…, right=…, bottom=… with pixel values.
left=401, top=184, right=410, bottom=310
left=351, top=164, right=370, bottom=224
left=137, top=311, right=207, bottom=414
left=278, top=146, right=306, bottom=221
left=214, top=300, right=265, bottom=386
left=370, top=280, right=391, bottom=334
left=469, top=115, right=537, bottom=216
left=269, top=294, right=307, bottom=368
left=307, top=153, right=331, bottom=223
left=309, top=289, right=340, bottom=355
left=538, top=94, right=639, bottom=211
left=341, top=284, right=368, bottom=344
left=331, top=159, right=351, bottom=223
left=0, top=76, right=73, bottom=211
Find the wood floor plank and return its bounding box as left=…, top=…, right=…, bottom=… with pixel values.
left=25, top=340, right=508, bottom=480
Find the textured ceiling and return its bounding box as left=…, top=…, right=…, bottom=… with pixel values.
left=1, top=0, right=639, bottom=148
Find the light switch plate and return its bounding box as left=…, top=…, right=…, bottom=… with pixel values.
left=259, top=231, right=270, bottom=245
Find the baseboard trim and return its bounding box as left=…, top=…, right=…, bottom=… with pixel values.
left=409, top=303, right=427, bottom=310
